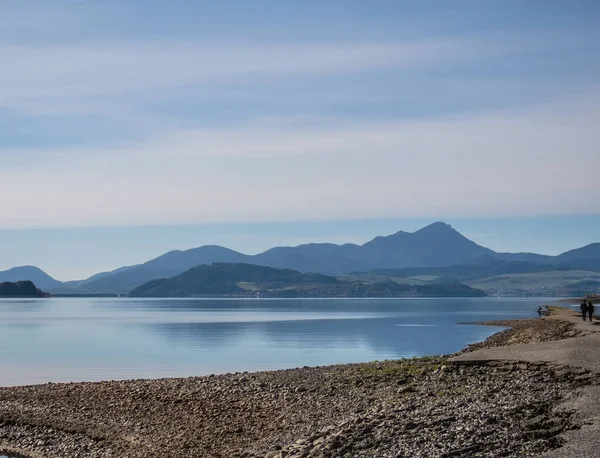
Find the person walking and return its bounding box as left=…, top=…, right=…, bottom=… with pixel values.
left=588, top=301, right=595, bottom=322
left=580, top=300, right=588, bottom=321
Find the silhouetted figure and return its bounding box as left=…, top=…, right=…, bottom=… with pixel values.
left=588, top=301, right=595, bottom=322
left=537, top=306, right=543, bottom=317
left=581, top=301, right=588, bottom=321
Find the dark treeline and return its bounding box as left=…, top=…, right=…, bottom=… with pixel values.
left=130, top=263, right=485, bottom=298
left=0, top=280, right=45, bottom=297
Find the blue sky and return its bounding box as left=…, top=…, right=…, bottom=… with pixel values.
left=1, top=1, right=599, bottom=280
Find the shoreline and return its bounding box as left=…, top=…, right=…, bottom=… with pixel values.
left=1, top=308, right=596, bottom=458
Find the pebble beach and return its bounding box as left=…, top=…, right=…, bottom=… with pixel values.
left=0, top=311, right=596, bottom=458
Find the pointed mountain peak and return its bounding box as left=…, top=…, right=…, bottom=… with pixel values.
left=414, top=222, right=456, bottom=234
left=364, top=223, right=459, bottom=247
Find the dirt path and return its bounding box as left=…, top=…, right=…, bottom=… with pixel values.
left=451, top=306, right=600, bottom=457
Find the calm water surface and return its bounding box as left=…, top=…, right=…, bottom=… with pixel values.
left=0, top=297, right=546, bottom=386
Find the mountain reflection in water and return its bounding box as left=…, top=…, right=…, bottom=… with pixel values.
left=0, top=297, right=541, bottom=386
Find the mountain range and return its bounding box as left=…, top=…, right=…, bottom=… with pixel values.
left=1, top=222, right=599, bottom=295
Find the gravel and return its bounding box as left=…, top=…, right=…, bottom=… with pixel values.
left=461, top=318, right=587, bottom=352
left=0, top=318, right=596, bottom=458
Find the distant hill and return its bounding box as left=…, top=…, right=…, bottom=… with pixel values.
left=0, top=266, right=62, bottom=290
left=360, top=222, right=496, bottom=269
left=0, top=280, right=45, bottom=297
left=130, top=263, right=485, bottom=298
left=556, top=279, right=600, bottom=297
left=467, top=270, right=600, bottom=296
left=555, top=243, right=600, bottom=263
left=361, top=260, right=561, bottom=282
left=254, top=243, right=364, bottom=273
left=493, top=252, right=554, bottom=264
left=130, top=263, right=339, bottom=297
left=66, top=222, right=507, bottom=293
left=556, top=259, right=600, bottom=272
left=7, top=222, right=598, bottom=295
left=66, top=246, right=251, bottom=294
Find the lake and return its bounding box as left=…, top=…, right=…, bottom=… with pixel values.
left=0, top=297, right=547, bottom=386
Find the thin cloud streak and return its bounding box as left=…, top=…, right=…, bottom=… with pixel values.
left=0, top=40, right=466, bottom=100
left=1, top=94, right=599, bottom=228
left=1, top=28, right=586, bottom=113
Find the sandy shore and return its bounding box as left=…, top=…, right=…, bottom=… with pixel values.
left=0, top=311, right=597, bottom=458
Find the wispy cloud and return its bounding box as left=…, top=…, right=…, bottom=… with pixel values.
left=0, top=37, right=487, bottom=109
left=0, top=34, right=507, bottom=143
left=1, top=1, right=599, bottom=231
left=2, top=25, right=594, bottom=117
left=2, top=92, right=598, bottom=228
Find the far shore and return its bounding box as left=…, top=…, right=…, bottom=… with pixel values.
left=559, top=295, right=599, bottom=304
left=10, top=294, right=591, bottom=299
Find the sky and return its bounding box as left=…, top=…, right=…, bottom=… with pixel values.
left=1, top=0, right=599, bottom=280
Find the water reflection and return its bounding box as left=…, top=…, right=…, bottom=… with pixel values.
left=149, top=317, right=505, bottom=358
left=0, top=298, right=48, bottom=312
left=0, top=297, right=539, bottom=386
